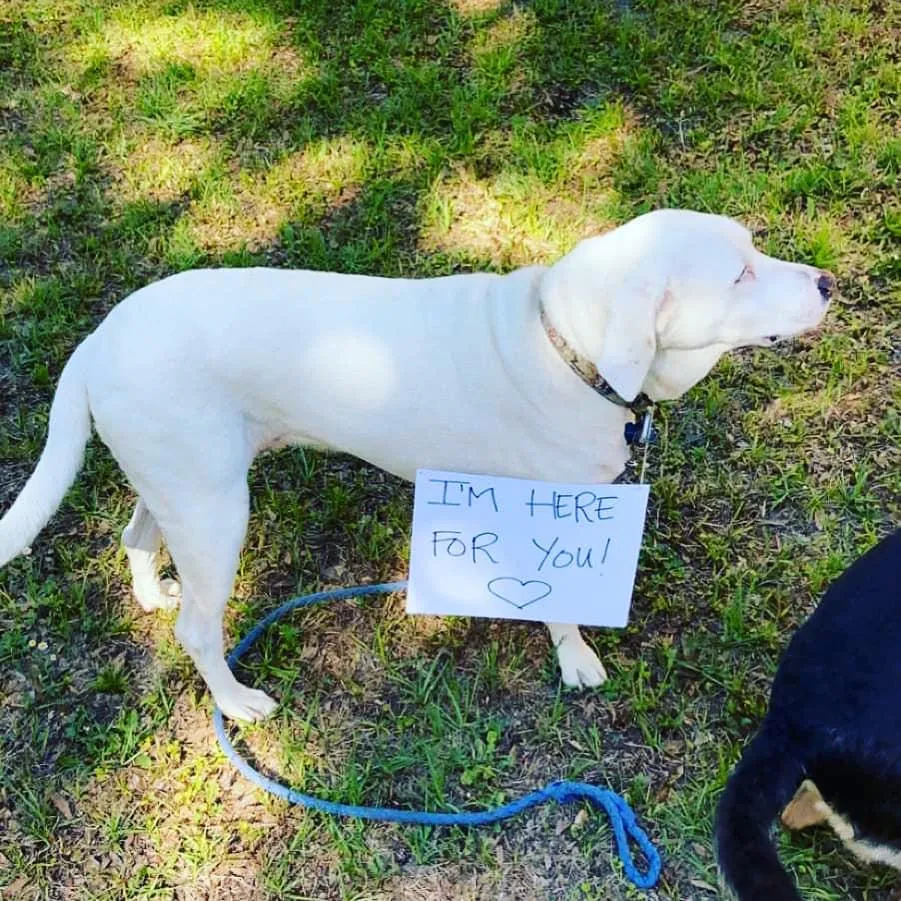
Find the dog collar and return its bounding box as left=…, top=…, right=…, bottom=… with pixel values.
left=539, top=303, right=655, bottom=449
left=539, top=302, right=655, bottom=449
left=539, top=303, right=652, bottom=414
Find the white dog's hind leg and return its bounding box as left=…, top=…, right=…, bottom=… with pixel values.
left=546, top=622, right=608, bottom=688
left=123, top=498, right=181, bottom=612
left=161, top=483, right=278, bottom=723
left=91, top=385, right=274, bottom=721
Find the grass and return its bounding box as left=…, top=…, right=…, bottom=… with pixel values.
left=0, top=0, right=898, bottom=897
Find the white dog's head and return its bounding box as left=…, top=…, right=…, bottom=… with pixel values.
left=539, top=209, right=832, bottom=401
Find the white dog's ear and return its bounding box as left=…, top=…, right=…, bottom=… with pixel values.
left=594, top=277, right=664, bottom=402
left=540, top=236, right=669, bottom=403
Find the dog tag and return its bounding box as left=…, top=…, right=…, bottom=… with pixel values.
left=624, top=410, right=656, bottom=446
left=407, top=469, right=649, bottom=627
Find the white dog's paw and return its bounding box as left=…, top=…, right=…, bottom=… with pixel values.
left=556, top=638, right=608, bottom=688
left=135, top=578, right=181, bottom=613
left=216, top=685, right=278, bottom=722
left=158, top=578, right=182, bottom=610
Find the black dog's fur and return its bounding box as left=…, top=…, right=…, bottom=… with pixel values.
left=715, top=529, right=901, bottom=900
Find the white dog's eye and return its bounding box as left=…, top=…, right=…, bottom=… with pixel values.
left=735, top=265, right=755, bottom=284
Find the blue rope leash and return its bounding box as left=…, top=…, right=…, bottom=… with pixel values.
left=213, top=582, right=662, bottom=891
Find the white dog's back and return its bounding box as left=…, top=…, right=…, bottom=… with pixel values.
left=84, top=265, right=620, bottom=482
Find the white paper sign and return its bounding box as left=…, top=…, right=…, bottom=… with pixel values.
left=407, top=469, right=649, bottom=627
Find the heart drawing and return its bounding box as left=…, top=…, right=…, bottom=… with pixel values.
left=487, top=577, right=552, bottom=610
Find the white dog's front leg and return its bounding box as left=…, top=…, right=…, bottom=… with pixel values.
left=546, top=622, right=607, bottom=688
left=175, top=591, right=277, bottom=722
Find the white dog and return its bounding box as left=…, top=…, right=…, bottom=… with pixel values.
left=0, top=210, right=832, bottom=721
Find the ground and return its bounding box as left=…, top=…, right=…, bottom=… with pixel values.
left=0, top=0, right=899, bottom=898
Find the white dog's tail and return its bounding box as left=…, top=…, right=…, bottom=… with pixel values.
left=0, top=342, right=92, bottom=567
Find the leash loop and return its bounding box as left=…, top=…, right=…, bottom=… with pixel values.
left=213, top=582, right=662, bottom=891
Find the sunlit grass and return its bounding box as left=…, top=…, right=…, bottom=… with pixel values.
left=110, top=134, right=220, bottom=203
left=449, top=0, right=508, bottom=16
left=68, top=4, right=311, bottom=81
left=0, top=152, right=38, bottom=224
left=180, top=136, right=371, bottom=253
left=420, top=105, right=637, bottom=264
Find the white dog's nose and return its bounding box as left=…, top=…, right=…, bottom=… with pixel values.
left=817, top=272, right=836, bottom=304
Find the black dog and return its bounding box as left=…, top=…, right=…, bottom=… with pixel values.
left=715, top=528, right=901, bottom=900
